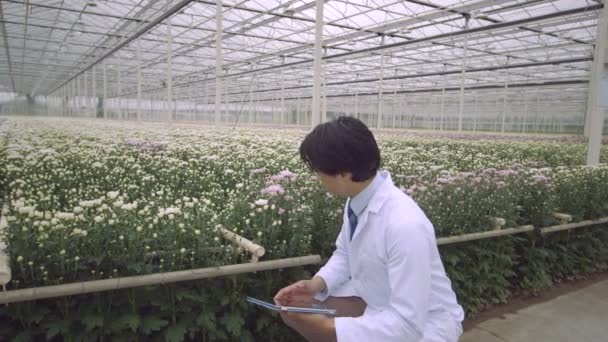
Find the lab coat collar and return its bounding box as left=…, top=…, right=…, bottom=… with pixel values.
left=350, top=170, right=394, bottom=241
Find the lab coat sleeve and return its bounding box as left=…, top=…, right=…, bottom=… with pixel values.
left=334, top=220, right=432, bottom=342
left=314, top=227, right=351, bottom=302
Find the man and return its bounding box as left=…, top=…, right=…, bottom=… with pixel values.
left=274, top=116, right=464, bottom=342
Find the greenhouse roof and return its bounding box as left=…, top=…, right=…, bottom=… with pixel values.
left=0, top=0, right=602, bottom=101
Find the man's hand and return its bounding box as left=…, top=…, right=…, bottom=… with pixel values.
left=274, top=277, right=326, bottom=307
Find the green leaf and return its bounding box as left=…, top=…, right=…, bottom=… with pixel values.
left=45, top=319, right=71, bottom=340
left=196, top=312, right=216, bottom=331
left=82, top=314, right=104, bottom=332
left=221, top=312, right=244, bottom=337
left=110, top=314, right=140, bottom=333
left=28, top=306, right=50, bottom=325
left=140, top=316, right=169, bottom=335
left=165, top=323, right=187, bottom=342
left=13, top=331, right=32, bottom=342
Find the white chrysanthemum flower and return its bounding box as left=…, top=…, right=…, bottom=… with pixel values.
left=180, top=248, right=186, bottom=254
left=164, top=207, right=181, bottom=215
left=235, top=183, right=244, bottom=189
left=214, top=237, right=219, bottom=242
left=107, top=191, right=120, bottom=200
left=18, top=206, right=35, bottom=215
left=92, top=162, right=102, bottom=168
left=119, top=235, right=124, bottom=240
left=73, top=206, right=84, bottom=214
left=178, top=223, right=184, bottom=229
left=81, top=230, right=88, bottom=237
left=254, top=199, right=268, bottom=206
left=194, top=229, right=201, bottom=235
left=108, top=219, right=115, bottom=225
left=56, top=212, right=75, bottom=221
left=185, top=202, right=194, bottom=208
left=121, top=203, right=136, bottom=211
left=153, top=233, right=158, bottom=238
left=136, top=226, right=142, bottom=232
left=17, top=256, right=23, bottom=262
left=94, top=216, right=103, bottom=223
left=74, top=256, right=80, bottom=261
left=113, top=201, right=124, bottom=208
left=79, top=200, right=94, bottom=208
left=60, top=249, right=66, bottom=255
left=257, top=231, right=262, bottom=237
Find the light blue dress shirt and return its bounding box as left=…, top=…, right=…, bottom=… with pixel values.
left=348, top=172, right=384, bottom=218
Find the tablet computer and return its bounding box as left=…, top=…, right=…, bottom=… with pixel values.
left=246, top=296, right=337, bottom=316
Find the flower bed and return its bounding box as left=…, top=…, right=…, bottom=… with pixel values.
left=0, top=118, right=607, bottom=341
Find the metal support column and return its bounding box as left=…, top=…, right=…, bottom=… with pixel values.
left=377, top=35, right=386, bottom=130
left=440, top=87, right=445, bottom=130
left=458, top=15, right=471, bottom=132
left=587, top=2, right=608, bottom=165
left=137, top=39, right=142, bottom=121
left=103, top=61, right=107, bottom=119
left=522, top=93, right=528, bottom=133
left=167, top=19, right=174, bottom=122
left=92, top=65, right=97, bottom=118
left=311, top=0, right=324, bottom=127
left=215, top=0, right=223, bottom=125
left=117, top=60, right=122, bottom=120
left=84, top=70, right=89, bottom=117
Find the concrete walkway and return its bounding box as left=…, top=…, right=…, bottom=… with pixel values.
left=461, top=279, right=608, bottom=342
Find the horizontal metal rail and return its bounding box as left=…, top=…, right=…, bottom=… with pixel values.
left=0, top=255, right=321, bottom=304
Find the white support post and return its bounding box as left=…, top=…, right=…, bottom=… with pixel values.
left=77, top=75, right=82, bottom=116
left=167, top=19, right=174, bottom=122
left=586, top=2, right=608, bottom=165
left=215, top=0, right=223, bottom=125
left=92, top=65, right=97, bottom=119
left=249, top=79, right=254, bottom=124
left=83, top=70, right=89, bottom=117
left=440, top=87, right=445, bottom=131
left=501, top=82, right=508, bottom=133
left=117, top=60, right=122, bottom=120
left=522, top=92, right=528, bottom=133
left=296, top=96, right=301, bottom=126
left=377, top=35, right=386, bottom=130
left=103, top=61, right=107, bottom=120
left=280, top=56, right=285, bottom=125
left=137, top=39, right=142, bottom=122
left=354, top=92, right=359, bottom=119
left=391, top=90, right=397, bottom=129
left=458, top=16, right=470, bottom=132
left=311, top=0, right=324, bottom=127
left=473, top=92, right=479, bottom=132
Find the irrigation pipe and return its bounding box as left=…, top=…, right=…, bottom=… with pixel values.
left=0, top=255, right=321, bottom=305
left=437, top=225, right=535, bottom=245
left=540, top=217, right=608, bottom=235
left=220, top=228, right=265, bottom=262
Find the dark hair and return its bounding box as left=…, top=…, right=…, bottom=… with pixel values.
left=299, top=116, right=380, bottom=182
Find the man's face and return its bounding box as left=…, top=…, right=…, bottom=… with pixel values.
left=315, top=171, right=351, bottom=196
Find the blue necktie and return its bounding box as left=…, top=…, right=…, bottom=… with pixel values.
left=348, top=204, right=358, bottom=240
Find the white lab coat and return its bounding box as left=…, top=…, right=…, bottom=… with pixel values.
left=315, top=171, right=464, bottom=342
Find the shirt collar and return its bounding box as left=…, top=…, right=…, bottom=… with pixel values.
left=348, top=171, right=384, bottom=216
